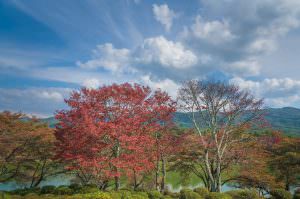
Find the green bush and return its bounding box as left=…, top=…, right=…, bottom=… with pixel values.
left=69, top=184, right=82, bottom=192
left=205, top=192, right=232, bottom=199
left=193, top=187, right=209, bottom=198
left=77, top=185, right=99, bottom=194
left=270, top=189, right=292, bottom=199
left=10, top=187, right=40, bottom=196
left=54, top=185, right=73, bottom=195
left=180, top=189, right=202, bottom=199
left=226, top=190, right=260, bottom=199
left=40, top=185, right=56, bottom=194
left=148, top=190, right=163, bottom=199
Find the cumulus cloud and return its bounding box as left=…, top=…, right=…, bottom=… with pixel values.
left=190, top=15, right=235, bottom=44
left=178, top=0, right=300, bottom=77
left=141, top=75, right=179, bottom=98
left=77, top=43, right=131, bottom=73
left=229, top=77, right=300, bottom=107
left=136, top=36, right=198, bottom=69
left=153, top=4, right=177, bottom=31
left=0, top=88, right=71, bottom=117
left=82, top=78, right=101, bottom=89
left=226, top=59, right=261, bottom=76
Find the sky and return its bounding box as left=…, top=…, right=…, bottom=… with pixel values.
left=1, top=0, right=300, bottom=117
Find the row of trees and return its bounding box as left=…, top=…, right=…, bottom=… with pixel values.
left=1, top=81, right=299, bottom=194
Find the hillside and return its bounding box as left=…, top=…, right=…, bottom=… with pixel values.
left=42, top=107, right=300, bottom=136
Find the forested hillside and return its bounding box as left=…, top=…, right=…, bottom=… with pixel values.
left=43, top=107, right=300, bottom=136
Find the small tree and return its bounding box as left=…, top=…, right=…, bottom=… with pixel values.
left=55, top=83, right=176, bottom=190
left=267, top=133, right=300, bottom=191
left=177, top=80, right=263, bottom=192
left=0, top=111, right=62, bottom=186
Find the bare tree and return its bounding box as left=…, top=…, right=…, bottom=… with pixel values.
left=177, top=80, right=263, bottom=192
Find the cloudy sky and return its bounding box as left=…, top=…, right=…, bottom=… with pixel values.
left=1, top=0, right=300, bottom=117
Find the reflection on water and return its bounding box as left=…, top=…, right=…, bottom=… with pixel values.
left=0, top=175, right=236, bottom=193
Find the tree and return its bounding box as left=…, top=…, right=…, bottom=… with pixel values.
left=0, top=111, right=62, bottom=186
left=177, top=80, right=263, bottom=192
left=55, top=83, right=176, bottom=190
left=230, top=134, right=279, bottom=195
left=267, top=133, right=300, bottom=191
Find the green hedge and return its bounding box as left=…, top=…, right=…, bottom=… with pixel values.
left=270, top=189, right=292, bottom=199
left=179, top=189, right=202, bottom=199
left=5, top=187, right=274, bottom=199
left=226, top=190, right=260, bottom=199
left=205, top=192, right=232, bottom=199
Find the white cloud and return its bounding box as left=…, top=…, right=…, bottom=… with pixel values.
left=229, top=77, right=300, bottom=107
left=248, top=39, right=277, bottom=54
left=137, top=36, right=198, bottom=69
left=0, top=88, right=71, bottom=117
left=77, top=43, right=131, bottom=73
left=39, top=91, right=64, bottom=102
left=153, top=4, right=177, bottom=31
left=82, top=78, right=101, bottom=89
left=226, top=59, right=261, bottom=76
left=191, top=15, right=235, bottom=44
left=141, top=75, right=179, bottom=98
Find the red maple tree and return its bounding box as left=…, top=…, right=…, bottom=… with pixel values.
left=55, top=83, right=176, bottom=190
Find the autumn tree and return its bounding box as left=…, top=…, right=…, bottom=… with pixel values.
left=177, top=80, right=263, bottom=192
left=55, top=83, right=176, bottom=190
left=230, top=133, right=279, bottom=195
left=0, top=111, right=62, bottom=187
left=267, top=133, right=300, bottom=191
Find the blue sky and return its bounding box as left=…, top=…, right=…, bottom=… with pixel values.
left=1, top=0, right=300, bottom=117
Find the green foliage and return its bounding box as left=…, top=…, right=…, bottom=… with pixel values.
left=77, top=184, right=99, bottom=194
left=226, top=190, right=260, bottom=199
left=164, top=190, right=180, bottom=198
left=270, top=189, right=292, bottom=199
left=10, top=188, right=40, bottom=196
left=193, top=187, right=209, bottom=198
left=148, top=190, right=163, bottom=199
left=68, top=183, right=83, bottom=192
left=179, top=189, right=202, bottom=199
left=205, top=192, right=232, bottom=199
left=54, top=185, right=73, bottom=195
left=40, top=185, right=56, bottom=194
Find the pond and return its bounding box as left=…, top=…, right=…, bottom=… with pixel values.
left=0, top=172, right=236, bottom=192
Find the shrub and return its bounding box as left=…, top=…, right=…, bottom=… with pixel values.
left=54, top=185, right=73, bottom=195
left=86, top=192, right=112, bottom=199
left=133, top=191, right=149, bottom=199
left=193, top=187, right=209, bottom=198
left=148, top=190, right=163, bottom=199
left=10, top=188, right=40, bottom=196
left=226, top=190, right=260, bottom=199
left=180, top=189, right=202, bottom=199
left=270, top=189, right=292, bottom=199
left=205, top=192, right=232, bottom=199
left=77, top=185, right=99, bottom=194
left=164, top=191, right=180, bottom=198
left=40, top=185, right=56, bottom=194
left=69, top=183, right=83, bottom=192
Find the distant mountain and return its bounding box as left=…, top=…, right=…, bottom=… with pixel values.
left=41, top=107, right=300, bottom=136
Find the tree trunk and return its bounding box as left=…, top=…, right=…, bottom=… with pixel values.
left=155, top=154, right=160, bottom=191
left=115, top=176, right=120, bottom=190
left=160, top=155, right=166, bottom=193
left=285, top=173, right=290, bottom=191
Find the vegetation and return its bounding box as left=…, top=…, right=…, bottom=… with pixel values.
left=0, top=81, right=299, bottom=198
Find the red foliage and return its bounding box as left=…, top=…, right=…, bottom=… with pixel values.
left=55, top=83, right=176, bottom=180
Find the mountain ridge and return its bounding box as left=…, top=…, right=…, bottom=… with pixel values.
left=42, top=107, right=300, bottom=136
